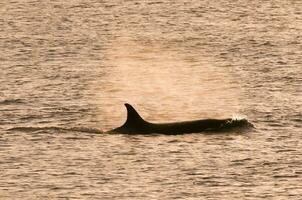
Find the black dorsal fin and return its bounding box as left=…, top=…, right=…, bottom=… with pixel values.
left=123, top=103, right=146, bottom=127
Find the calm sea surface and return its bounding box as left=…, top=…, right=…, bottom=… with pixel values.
left=0, top=0, right=301, bottom=199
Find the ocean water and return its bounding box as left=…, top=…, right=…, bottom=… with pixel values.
left=0, top=0, right=301, bottom=199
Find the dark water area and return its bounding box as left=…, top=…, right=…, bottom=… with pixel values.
left=0, top=0, right=301, bottom=199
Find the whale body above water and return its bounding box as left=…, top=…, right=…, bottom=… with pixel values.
left=108, top=103, right=253, bottom=134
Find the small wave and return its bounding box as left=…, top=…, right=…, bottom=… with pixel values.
left=222, top=118, right=255, bottom=131
left=7, top=126, right=103, bottom=134
left=0, top=98, right=24, bottom=105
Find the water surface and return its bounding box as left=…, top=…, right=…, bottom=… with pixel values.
left=0, top=0, right=301, bottom=199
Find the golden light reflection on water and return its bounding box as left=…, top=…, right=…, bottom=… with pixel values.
left=93, top=37, right=242, bottom=130
left=1, top=1, right=301, bottom=199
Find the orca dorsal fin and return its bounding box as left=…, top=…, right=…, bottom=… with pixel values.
left=124, top=103, right=146, bottom=127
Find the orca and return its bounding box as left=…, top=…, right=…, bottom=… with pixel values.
left=108, top=103, right=253, bottom=134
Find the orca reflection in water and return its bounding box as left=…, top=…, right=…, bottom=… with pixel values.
left=108, top=103, right=253, bottom=134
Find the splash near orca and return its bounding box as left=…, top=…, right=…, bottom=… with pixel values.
left=108, top=103, right=253, bottom=134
